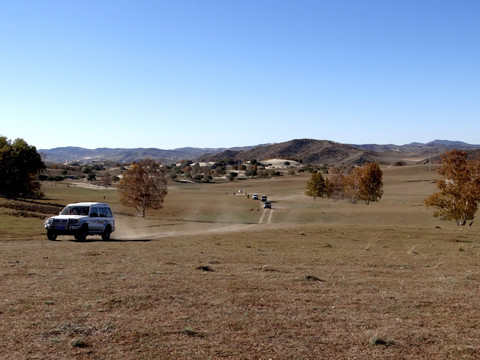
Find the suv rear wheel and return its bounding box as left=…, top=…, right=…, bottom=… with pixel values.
left=102, top=225, right=112, bottom=241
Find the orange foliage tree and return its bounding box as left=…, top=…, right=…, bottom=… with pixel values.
left=305, top=172, right=327, bottom=199
left=118, top=158, right=168, bottom=217
left=325, top=162, right=383, bottom=204
left=342, top=167, right=363, bottom=204
left=425, top=150, right=480, bottom=226
left=326, top=173, right=345, bottom=201
left=359, top=162, right=384, bottom=204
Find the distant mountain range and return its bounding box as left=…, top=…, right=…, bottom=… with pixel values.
left=40, top=146, right=227, bottom=164
left=39, top=139, right=480, bottom=165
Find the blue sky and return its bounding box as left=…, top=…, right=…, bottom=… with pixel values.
left=1, top=0, right=479, bottom=150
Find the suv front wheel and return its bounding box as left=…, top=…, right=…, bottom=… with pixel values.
left=75, top=225, right=89, bottom=241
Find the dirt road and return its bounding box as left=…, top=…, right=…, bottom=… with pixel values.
left=258, top=208, right=273, bottom=224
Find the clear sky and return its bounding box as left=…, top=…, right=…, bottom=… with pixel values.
left=1, top=0, right=479, bottom=150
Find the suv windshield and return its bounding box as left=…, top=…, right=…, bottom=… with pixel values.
left=61, top=206, right=90, bottom=216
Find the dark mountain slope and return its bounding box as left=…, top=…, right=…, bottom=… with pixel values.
left=200, top=139, right=379, bottom=165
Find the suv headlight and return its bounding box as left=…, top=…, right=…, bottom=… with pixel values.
left=69, top=219, right=81, bottom=224
left=44, top=218, right=52, bottom=226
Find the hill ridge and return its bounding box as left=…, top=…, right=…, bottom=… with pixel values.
left=40, top=139, right=480, bottom=165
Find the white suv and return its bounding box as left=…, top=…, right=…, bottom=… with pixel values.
left=44, top=202, right=115, bottom=241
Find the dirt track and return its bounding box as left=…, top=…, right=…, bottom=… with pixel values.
left=258, top=208, right=273, bottom=224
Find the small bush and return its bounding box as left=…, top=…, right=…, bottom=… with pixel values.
left=71, top=338, right=88, bottom=347
left=181, top=327, right=199, bottom=336
left=304, top=275, right=324, bottom=282
left=197, top=265, right=214, bottom=272
left=370, top=337, right=394, bottom=346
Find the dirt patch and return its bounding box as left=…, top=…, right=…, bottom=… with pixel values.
left=68, top=181, right=115, bottom=190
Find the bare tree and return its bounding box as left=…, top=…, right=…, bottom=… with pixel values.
left=101, top=172, right=113, bottom=187
left=117, top=158, right=168, bottom=217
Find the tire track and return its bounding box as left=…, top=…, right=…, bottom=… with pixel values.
left=267, top=209, right=273, bottom=224
left=259, top=209, right=273, bottom=224
left=258, top=209, right=267, bottom=224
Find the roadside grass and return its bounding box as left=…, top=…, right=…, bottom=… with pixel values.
left=1, top=165, right=479, bottom=359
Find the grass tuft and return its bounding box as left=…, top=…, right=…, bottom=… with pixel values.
left=71, top=338, right=88, bottom=347
left=304, top=275, right=324, bottom=282
left=370, top=337, right=394, bottom=346
left=181, top=327, right=203, bottom=337
left=261, top=265, right=279, bottom=272
left=197, top=265, right=215, bottom=272
left=408, top=246, right=419, bottom=255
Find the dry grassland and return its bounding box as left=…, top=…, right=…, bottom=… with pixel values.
left=1, top=165, right=480, bottom=359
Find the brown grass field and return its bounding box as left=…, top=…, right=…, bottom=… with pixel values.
left=1, top=165, right=480, bottom=359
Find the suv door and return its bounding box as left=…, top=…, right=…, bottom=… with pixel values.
left=98, top=207, right=112, bottom=230
left=88, top=206, right=103, bottom=233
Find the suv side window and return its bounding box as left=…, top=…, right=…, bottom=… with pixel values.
left=90, top=207, right=99, bottom=217
left=99, top=207, right=112, bottom=218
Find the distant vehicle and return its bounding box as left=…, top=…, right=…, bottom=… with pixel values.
left=261, top=195, right=267, bottom=202
left=263, top=201, right=272, bottom=209
left=252, top=194, right=259, bottom=200
left=44, top=202, right=115, bottom=241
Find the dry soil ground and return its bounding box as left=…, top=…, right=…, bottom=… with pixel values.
left=1, top=165, right=480, bottom=359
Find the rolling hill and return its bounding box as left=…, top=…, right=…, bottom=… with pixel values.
left=39, top=139, right=480, bottom=165
left=39, top=146, right=226, bottom=164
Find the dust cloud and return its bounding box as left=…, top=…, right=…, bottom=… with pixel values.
left=112, top=194, right=264, bottom=241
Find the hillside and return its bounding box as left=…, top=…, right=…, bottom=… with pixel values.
left=199, top=139, right=378, bottom=165
left=352, top=140, right=480, bottom=154
left=39, top=146, right=226, bottom=164
left=39, top=139, right=480, bottom=165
